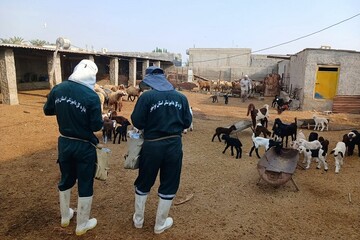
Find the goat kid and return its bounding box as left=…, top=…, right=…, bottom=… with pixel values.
left=113, top=120, right=131, bottom=144
left=313, top=115, right=329, bottom=131
left=298, top=146, right=328, bottom=171
left=330, top=142, right=346, bottom=173
left=255, top=123, right=271, bottom=138
left=249, top=133, right=283, bottom=158
left=212, top=125, right=237, bottom=142
left=221, top=134, right=243, bottom=159
left=347, top=130, right=360, bottom=157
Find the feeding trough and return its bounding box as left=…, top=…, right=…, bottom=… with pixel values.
left=227, top=120, right=253, bottom=135
left=257, top=147, right=300, bottom=191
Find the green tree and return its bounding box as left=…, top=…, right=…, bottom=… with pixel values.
left=0, top=36, right=24, bottom=44
left=30, top=39, right=49, bottom=47
left=152, top=47, right=168, bottom=53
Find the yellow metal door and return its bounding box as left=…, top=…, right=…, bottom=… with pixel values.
left=314, top=66, right=339, bottom=99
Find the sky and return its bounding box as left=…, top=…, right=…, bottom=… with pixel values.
left=1, top=0, right=359, bottom=64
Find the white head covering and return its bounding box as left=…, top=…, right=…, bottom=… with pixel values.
left=244, top=75, right=249, bottom=78
left=68, top=59, right=98, bottom=90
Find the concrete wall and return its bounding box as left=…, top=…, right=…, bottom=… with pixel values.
left=187, top=48, right=279, bottom=81
left=289, top=49, right=360, bottom=111
left=188, top=48, right=251, bottom=68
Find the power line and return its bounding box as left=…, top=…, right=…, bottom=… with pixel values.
left=189, top=12, right=360, bottom=64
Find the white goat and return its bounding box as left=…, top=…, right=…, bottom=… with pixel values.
left=313, top=115, right=329, bottom=131
left=298, top=139, right=322, bottom=150
left=330, top=142, right=346, bottom=173
left=297, top=146, right=328, bottom=170
left=249, top=133, right=282, bottom=158
left=290, top=130, right=306, bottom=149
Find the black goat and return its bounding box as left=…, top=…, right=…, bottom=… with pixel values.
left=271, top=95, right=284, bottom=108
left=308, top=132, right=319, bottom=142
left=113, top=120, right=131, bottom=144
left=272, top=118, right=297, bottom=148
left=221, top=135, right=242, bottom=159
left=347, top=130, right=360, bottom=156
left=212, top=125, right=237, bottom=142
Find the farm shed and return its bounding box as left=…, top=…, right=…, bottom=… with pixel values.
left=282, top=48, right=360, bottom=113
left=0, top=44, right=174, bottom=105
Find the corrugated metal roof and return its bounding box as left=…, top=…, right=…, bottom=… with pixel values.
left=0, top=43, right=173, bottom=62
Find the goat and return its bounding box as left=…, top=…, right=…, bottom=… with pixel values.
left=102, top=116, right=116, bottom=143
left=271, top=95, right=283, bottom=108
left=342, top=133, right=351, bottom=156
left=211, top=125, right=236, bottom=142
left=272, top=118, right=297, bottom=148
left=347, top=130, right=360, bottom=157
left=313, top=115, right=329, bottom=131
left=330, top=142, right=346, bottom=173
left=110, top=111, right=129, bottom=125
left=298, top=139, right=322, bottom=150
left=113, top=120, right=131, bottom=144
left=297, top=146, right=328, bottom=171
left=210, top=95, right=218, bottom=103
left=254, top=123, right=271, bottom=138
left=249, top=132, right=283, bottom=158
left=308, top=132, right=319, bottom=142
left=290, top=130, right=306, bottom=149
left=247, top=103, right=269, bottom=128
left=221, top=134, right=242, bottom=159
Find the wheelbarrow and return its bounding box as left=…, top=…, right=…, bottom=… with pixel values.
left=257, top=147, right=300, bottom=191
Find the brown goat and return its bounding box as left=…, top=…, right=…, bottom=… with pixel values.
left=211, top=125, right=237, bottom=142
left=254, top=124, right=271, bottom=138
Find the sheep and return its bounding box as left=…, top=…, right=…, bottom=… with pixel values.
left=272, top=118, right=297, bottom=147
left=249, top=133, right=283, bottom=158
left=330, top=142, right=346, bottom=173
left=126, top=86, right=141, bottom=102
left=113, top=120, right=131, bottom=144
left=108, top=90, right=128, bottom=112
left=347, top=130, right=360, bottom=157
left=211, top=125, right=236, bottom=142
left=318, top=137, right=330, bottom=155
left=313, top=115, right=329, bottom=131
left=109, top=111, right=129, bottom=126
left=297, top=146, right=328, bottom=171
left=221, top=134, right=243, bottom=159
left=254, top=123, right=271, bottom=138
left=96, top=91, right=106, bottom=113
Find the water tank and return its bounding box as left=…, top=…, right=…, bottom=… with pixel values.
left=56, top=37, right=71, bottom=49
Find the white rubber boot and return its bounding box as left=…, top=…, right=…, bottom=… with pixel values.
left=133, top=194, right=148, bottom=228
left=59, top=189, right=74, bottom=227
left=154, top=198, right=173, bottom=234
left=75, top=196, right=97, bottom=236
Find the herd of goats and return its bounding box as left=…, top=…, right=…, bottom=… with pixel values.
left=92, top=81, right=359, bottom=175
left=211, top=101, right=360, bottom=174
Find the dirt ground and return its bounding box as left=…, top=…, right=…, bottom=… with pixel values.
left=1, top=89, right=360, bottom=240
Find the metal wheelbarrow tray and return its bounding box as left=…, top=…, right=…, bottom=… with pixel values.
left=257, top=148, right=300, bottom=191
